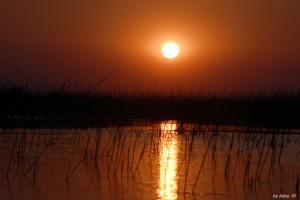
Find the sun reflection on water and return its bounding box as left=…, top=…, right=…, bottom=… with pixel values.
left=157, top=121, right=179, bottom=200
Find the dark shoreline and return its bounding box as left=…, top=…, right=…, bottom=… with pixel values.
left=1, top=85, right=300, bottom=129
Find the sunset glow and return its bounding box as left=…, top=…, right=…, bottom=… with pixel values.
left=1, top=1, right=300, bottom=200
left=1, top=1, right=300, bottom=91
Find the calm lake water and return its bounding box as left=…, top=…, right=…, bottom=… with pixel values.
left=1, top=121, right=300, bottom=200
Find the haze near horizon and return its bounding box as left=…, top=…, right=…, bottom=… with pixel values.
left=1, top=0, right=300, bottom=92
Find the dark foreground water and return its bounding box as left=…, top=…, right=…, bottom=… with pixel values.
left=1, top=121, right=300, bottom=200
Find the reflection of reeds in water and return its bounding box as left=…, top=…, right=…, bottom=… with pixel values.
left=3, top=122, right=300, bottom=198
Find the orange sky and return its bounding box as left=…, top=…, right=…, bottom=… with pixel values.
left=1, top=0, right=300, bottom=92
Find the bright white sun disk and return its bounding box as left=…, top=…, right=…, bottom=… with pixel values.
left=162, top=42, right=180, bottom=59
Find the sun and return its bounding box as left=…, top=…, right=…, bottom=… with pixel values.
left=162, top=42, right=180, bottom=59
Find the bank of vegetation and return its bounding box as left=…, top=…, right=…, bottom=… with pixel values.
left=1, top=82, right=299, bottom=128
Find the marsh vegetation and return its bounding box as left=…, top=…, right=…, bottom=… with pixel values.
left=1, top=81, right=300, bottom=128
left=1, top=80, right=300, bottom=199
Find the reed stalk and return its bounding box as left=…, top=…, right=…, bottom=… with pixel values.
left=296, top=174, right=299, bottom=194
left=24, top=142, right=50, bottom=177
left=183, top=129, right=195, bottom=193
left=27, top=130, right=36, bottom=158
left=6, top=131, right=18, bottom=180
left=133, top=132, right=150, bottom=176
left=225, top=134, right=235, bottom=179
left=114, top=134, right=127, bottom=176
left=254, top=137, right=266, bottom=184
left=131, top=131, right=139, bottom=172
left=192, top=133, right=213, bottom=193
left=66, top=158, right=84, bottom=183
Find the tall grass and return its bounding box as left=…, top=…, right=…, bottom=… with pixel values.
left=1, top=80, right=300, bottom=129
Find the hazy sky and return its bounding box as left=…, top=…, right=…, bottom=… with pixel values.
left=1, top=0, right=300, bottom=92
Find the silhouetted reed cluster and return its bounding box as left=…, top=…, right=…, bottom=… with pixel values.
left=1, top=80, right=300, bottom=128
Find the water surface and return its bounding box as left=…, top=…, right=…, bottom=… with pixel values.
left=1, top=121, right=300, bottom=199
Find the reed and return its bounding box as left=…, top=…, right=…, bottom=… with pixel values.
left=83, top=131, right=91, bottom=164
left=130, top=130, right=139, bottom=173
left=296, top=174, right=299, bottom=194
left=254, top=137, right=266, bottom=184
left=106, top=131, right=119, bottom=175
left=224, top=134, right=235, bottom=179
left=93, top=128, right=103, bottom=166
left=27, top=129, right=36, bottom=158
left=1, top=80, right=300, bottom=129
left=133, top=132, right=150, bottom=176
left=6, top=130, right=19, bottom=180
left=66, top=158, right=84, bottom=183
left=192, top=132, right=214, bottom=193
left=268, top=134, right=278, bottom=183
left=243, top=137, right=254, bottom=185
left=126, top=131, right=133, bottom=174
left=24, top=141, right=50, bottom=177
left=257, top=137, right=271, bottom=182
left=278, top=132, right=289, bottom=163
left=114, top=134, right=127, bottom=177
left=35, top=132, right=41, bottom=159
left=183, top=128, right=195, bottom=193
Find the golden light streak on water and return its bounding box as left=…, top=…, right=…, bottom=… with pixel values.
left=157, top=121, right=179, bottom=200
